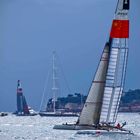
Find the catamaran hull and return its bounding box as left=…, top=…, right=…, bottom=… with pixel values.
left=16, top=113, right=38, bottom=116
left=39, top=112, right=79, bottom=117
left=53, top=124, right=134, bottom=135
left=76, top=130, right=134, bottom=135
left=53, top=124, right=96, bottom=130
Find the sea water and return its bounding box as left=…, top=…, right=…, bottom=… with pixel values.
left=0, top=113, right=140, bottom=140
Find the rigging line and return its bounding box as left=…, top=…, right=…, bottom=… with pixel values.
left=39, top=61, right=51, bottom=112
left=56, top=52, right=72, bottom=94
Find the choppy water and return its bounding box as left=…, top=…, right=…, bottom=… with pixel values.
left=0, top=113, right=140, bottom=140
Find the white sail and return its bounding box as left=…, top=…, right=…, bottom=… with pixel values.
left=79, top=44, right=110, bottom=125
left=79, top=0, right=129, bottom=125
left=100, top=41, right=128, bottom=123
left=99, top=0, right=129, bottom=124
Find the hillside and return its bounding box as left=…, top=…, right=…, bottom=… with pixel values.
left=46, top=89, right=140, bottom=112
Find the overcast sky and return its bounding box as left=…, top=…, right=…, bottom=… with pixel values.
left=0, top=0, right=140, bottom=111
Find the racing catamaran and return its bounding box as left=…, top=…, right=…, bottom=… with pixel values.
left=53, top=0, right=133, bottom=134
left=15, top=80, right=37, bottom=116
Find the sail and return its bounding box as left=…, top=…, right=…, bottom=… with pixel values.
left=23, top=96, right=30, bottom=114
left=79, top=43, right=110, bottom=125
left=16, top=80, right=30, bottom=114
left=99, top=0, right=129, bottom=124
left=17, top=80, right=24, bottom=113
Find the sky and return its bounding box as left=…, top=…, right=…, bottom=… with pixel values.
left=0, top=0, right=140, bottom=112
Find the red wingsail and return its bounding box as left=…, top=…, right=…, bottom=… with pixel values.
left=110, top=20, right=129, bottom=38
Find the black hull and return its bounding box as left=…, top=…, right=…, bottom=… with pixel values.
left=0, top=112, right=8, bottom=117
left=16, top=113, right=38, bottom=116
left=39, top=112, right=79, bottom=117
left=53, top=124, right=134, bottom=135
left=53, top=124, right=96, bottom=130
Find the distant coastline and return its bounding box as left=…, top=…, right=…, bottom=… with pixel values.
left=44, top=89, right=140, bottom=113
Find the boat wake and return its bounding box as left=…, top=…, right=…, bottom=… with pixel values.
left=73, top=130, right=140, bottom=140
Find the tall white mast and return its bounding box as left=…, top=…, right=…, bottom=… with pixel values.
left=52, top=51, right=58, bottom=113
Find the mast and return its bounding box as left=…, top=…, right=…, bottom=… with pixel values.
left=17, top=80, right=23, bottom=114
left=99, top=0, right=129, bottom=124
left=52, top=51, right=58, bottom=113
